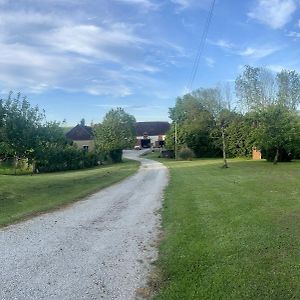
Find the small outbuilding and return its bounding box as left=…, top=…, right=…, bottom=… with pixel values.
left=252, top=147, right=262, bottom=160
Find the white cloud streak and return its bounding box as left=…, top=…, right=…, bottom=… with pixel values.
left=248, top=0, right=296, bottom=29
left=0, top=7, right=184, bottom=97
left=238, top=46, right=281, bottom=58
left=287, top=31, right=300, bottom=38
left=208, top=39, right=235, bottom=49
left=204, top=57, right=215, bottom=68
left=171, top=0, right=211, bottom=11
left=209, top=39, right=281, bottom=59
left=114, top=0, right=157, bottom=9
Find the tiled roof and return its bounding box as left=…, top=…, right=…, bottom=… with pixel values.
left=134, top=122, right=170, bottom=136
left=66, top=124, right=93, bottom=141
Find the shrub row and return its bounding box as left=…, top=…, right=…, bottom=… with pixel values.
left=35, top=144, right=102, bottom=173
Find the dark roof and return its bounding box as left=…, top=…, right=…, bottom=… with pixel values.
left=66, top=124, right=93, bottom=141
left=134, top=122, right=170, bottom=136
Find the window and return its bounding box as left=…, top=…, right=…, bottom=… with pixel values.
left=83, top=145, right=89, bottom=150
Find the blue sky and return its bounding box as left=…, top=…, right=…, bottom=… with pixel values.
left=0, top=0, right=300, bottom=125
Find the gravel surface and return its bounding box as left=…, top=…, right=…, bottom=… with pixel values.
left=0, top=150, right=168, bottom=300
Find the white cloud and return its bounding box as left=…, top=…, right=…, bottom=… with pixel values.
left=0, top=7, right=181, bottom=96
left=171, top=0, right=190, bottom=9
left=113, top=0, right=159, bottom=10
left=248, top=0, right=296, bottom=29
left=40, top=23, right=148, bottom=63
left=238, top=46, right=280, bottom=58
left=0, top=42, right=74, bottom=91
left=171, top=0, right=211, bottom=11
left=0, top=2, right=187, bottom=100
left=287, top=31, right=300, bottom=38
left=210, top=38, right=280, bottom=59
left=208, top=39, right=235, bottom=49
left=204, top=57, right=215, bottom=68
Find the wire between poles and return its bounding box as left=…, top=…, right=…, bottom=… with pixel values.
left=187, top=0, right=216, bottom=92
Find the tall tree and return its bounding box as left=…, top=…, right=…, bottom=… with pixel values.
left=168, top=88, right=222, bottom=158
left=94, top=108, right=136, bottom=163
left=0, top=92, right=45, bottom=159
left=235, top=66, right=300, bottom=163
left=253, top=105, right=300, bottom=164
left=235, top=65, right=276, bottom=110
left=277, top=70, right=300, bottom=110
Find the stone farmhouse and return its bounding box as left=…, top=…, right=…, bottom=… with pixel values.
left=66, top=121, right=170, bottom=151
left=66, top=124, right=94, bottom=151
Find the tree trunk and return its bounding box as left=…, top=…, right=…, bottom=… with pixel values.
left=109, top=149, right=123, bottom=163
left=273, top=148, right=279, bottom=165
left=221, top=126, right=228, bottom=168
left=174, top=122, right=178, bottom=160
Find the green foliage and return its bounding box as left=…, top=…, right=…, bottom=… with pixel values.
left=178, top=146, right=195, bottom=160
left=235, top=66, right=300, bottom=162
left=0, top=92, right=104, bottom=172
left=0, top=92, right=45, bottom=158
left=35, top=144, right=102, bottom=173
left=168, top=88, right=222, bottom=157
left=94, top=107, right=136, bottom=162
left=253, top=105, right=300, bottom=161
left=236, top=65, right=300, bottom=111
left=277, top=69, right=300, bottom=110
left=211, top=110, right=256, bottom=158
left=235, top=65, right=276, bottom=110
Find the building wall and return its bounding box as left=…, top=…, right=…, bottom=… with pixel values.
left=73, top=140, right=95, bottom=151
left=136, top=135, right=166, bottom=147
left=252, top=148, right=262, bottom=160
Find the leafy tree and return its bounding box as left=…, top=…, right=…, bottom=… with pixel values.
left=94, top=108, right=136, bottom=163
left=235, top=66, right=300, bottom=163
left=168, top=89, right=221, bottom=157
left=253, top=105, right=300, bottom=163
left=0, top=92, right=101, bottom=173
left=224, top=112, right=256, bottom=158
left=0, top=92, right=45, bottom=159
left=235, top=65, right=276, bottom=110
left=277, top=70, right=300, bottom=109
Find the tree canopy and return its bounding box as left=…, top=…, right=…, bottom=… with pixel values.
left=167, top=88, right=223, bottom=158
left=236, top=65, right=300, bottom=163
left=0, top=92, right=102, bottom=173
left=94, top=108, right=136, bottom=162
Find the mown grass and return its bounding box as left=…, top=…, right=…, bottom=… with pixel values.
left=0, top=164, right=32, bottom=175
left=0, top=159, right=139, bottom=227
left=147, top=153, right=300, bottom=299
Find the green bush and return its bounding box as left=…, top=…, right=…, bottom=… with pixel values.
left=35, top=144, right=103, bottom=173
left=178, top=147, right=195, bottom=160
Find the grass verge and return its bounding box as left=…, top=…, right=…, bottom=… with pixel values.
left=146, top=153, right=300, bottom=299
left=0, top=159, right=139, bottom=227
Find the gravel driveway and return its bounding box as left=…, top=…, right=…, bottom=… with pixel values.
left=0, top=150, right=168, bottom=300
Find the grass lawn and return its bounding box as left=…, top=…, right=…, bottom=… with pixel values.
left=147, top=153, right=300, bottom=299
left=0, top=159, right=139, bottom=227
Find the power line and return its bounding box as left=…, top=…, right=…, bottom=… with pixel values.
left=187, top=0, right=216, bottom=92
